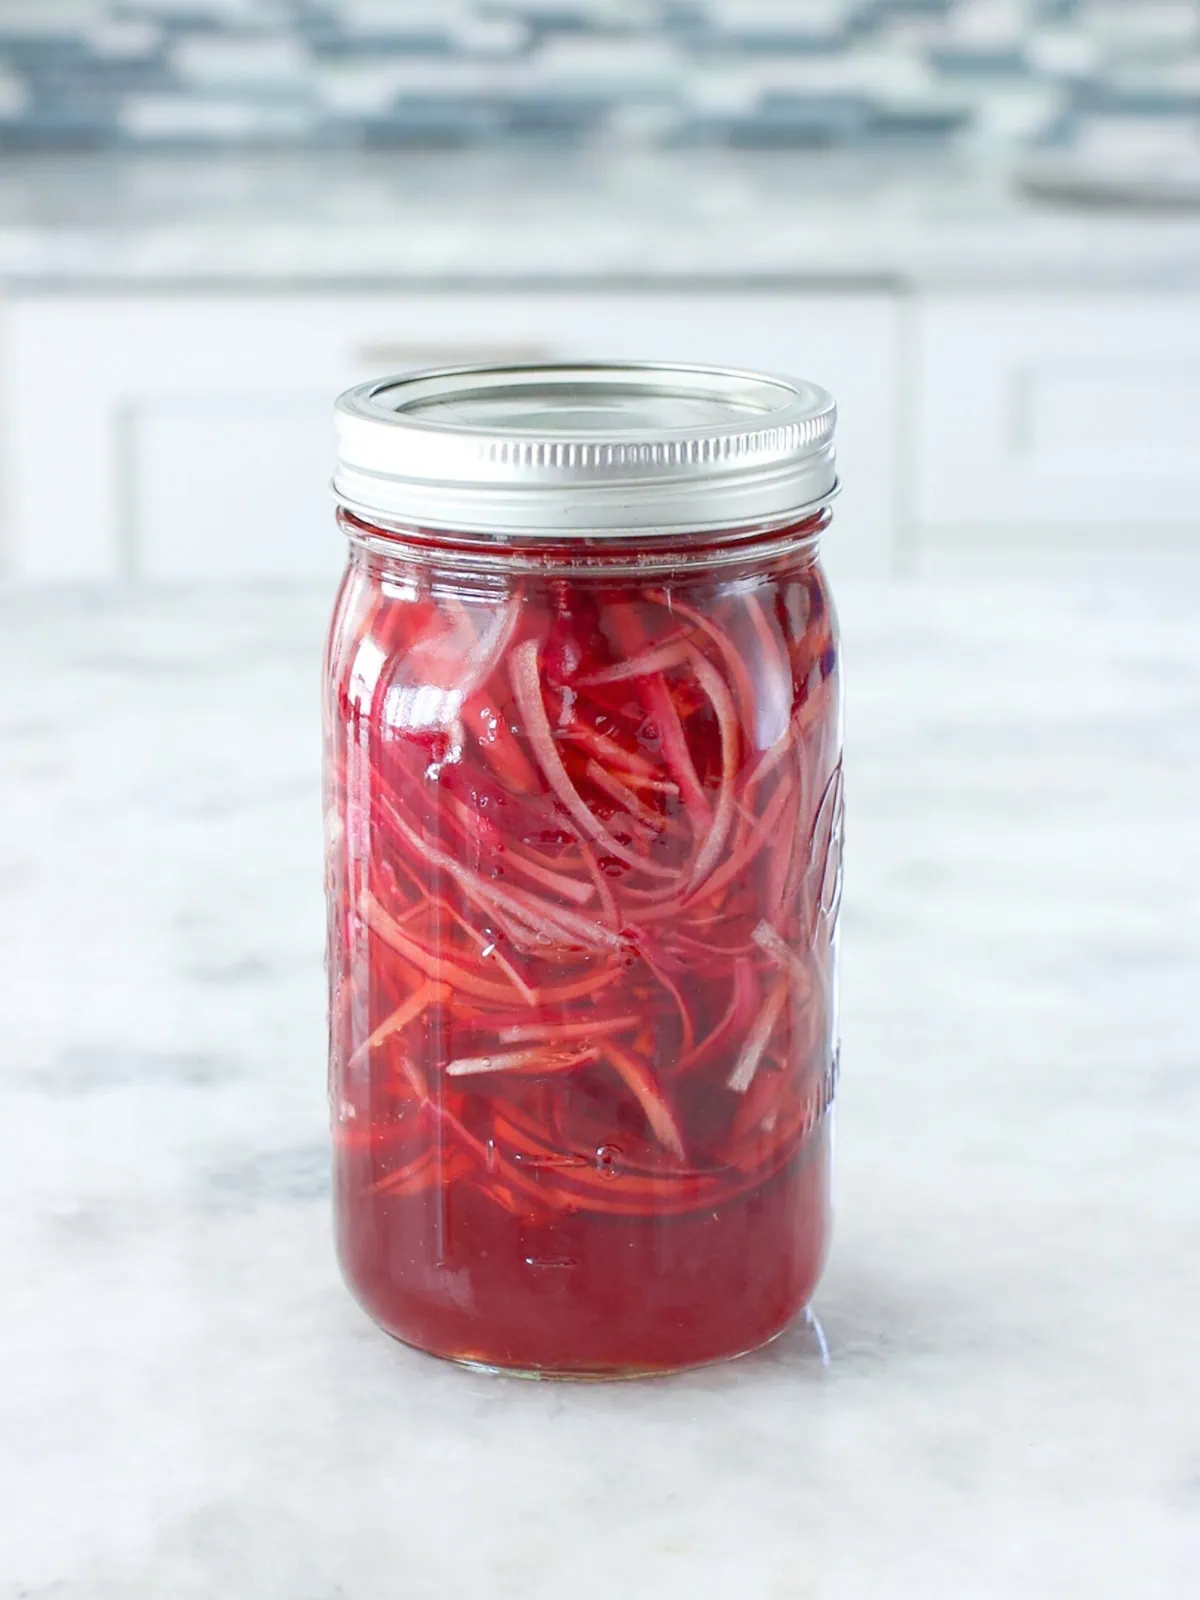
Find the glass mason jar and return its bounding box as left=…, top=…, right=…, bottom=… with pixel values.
left=324, top=364, right=843, bottom=1378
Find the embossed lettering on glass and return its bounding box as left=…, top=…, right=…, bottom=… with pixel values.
left=323, top=364, right=843, bottom=1377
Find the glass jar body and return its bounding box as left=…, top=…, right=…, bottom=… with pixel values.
left=323, top=514, right=843, bottom=1377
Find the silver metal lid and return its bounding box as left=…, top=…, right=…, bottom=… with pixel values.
left=333, top=362, right=837, bottom=536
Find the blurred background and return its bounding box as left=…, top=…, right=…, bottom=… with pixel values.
left=0, top=0, right=1198, bottom=585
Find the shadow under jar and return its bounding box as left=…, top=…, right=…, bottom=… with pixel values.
left=324, top=363, right=844, bottom=1378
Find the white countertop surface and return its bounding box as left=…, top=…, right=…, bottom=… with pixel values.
left=2, top=576, right=1198, bottom=1599
left=3, top=151, right=1200, bottom=289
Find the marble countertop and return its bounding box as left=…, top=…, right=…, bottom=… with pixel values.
left=2, top=150, right=1200, bottom=290
left=2, top=575, right=1197, bottom=1599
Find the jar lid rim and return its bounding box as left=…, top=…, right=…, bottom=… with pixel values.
left=333, top=361, right=838, bottom=536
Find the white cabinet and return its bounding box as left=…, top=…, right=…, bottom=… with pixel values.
left=0, top=291, right=901, bottom=583
left=131, top=398, right=338, bottom=581
left=8, top=284, right=1200, bottom=582
left=914, top=293, right=1200, bottom=556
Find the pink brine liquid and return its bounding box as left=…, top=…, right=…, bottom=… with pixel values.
left=324, top=512, right=842, bottom=1376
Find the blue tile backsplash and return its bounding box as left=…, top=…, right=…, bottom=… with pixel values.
left=0, top=1, right=1195, bottom=151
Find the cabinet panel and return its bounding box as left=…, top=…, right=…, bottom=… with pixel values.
left=3, top=291, right=900, bottom=581
left=131, top=397, right=340, bottom=581
left=915, top=294, right=1200, bottom=545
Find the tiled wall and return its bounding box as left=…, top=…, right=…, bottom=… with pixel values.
left=0, top=0, right=1195, bottom=152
